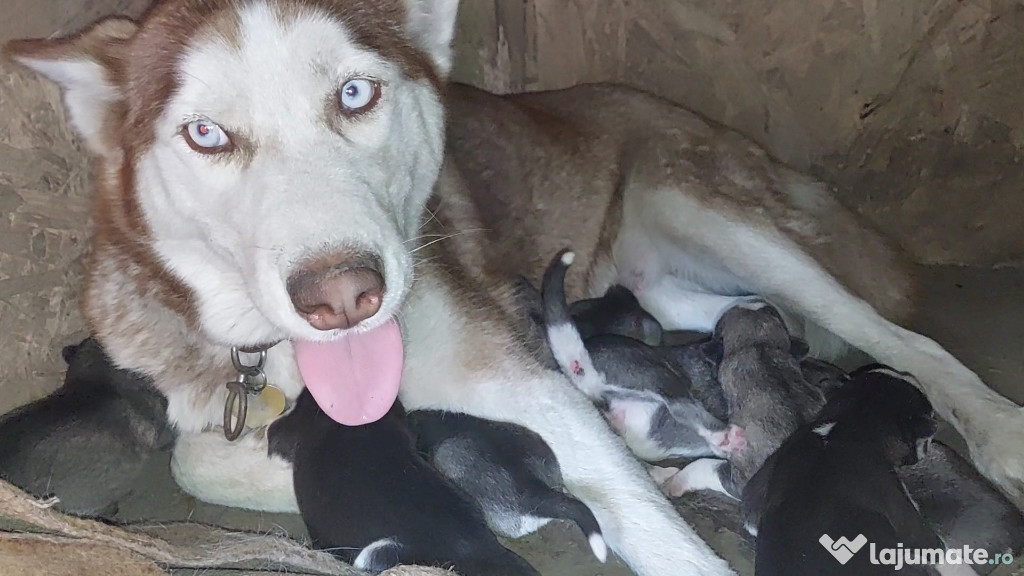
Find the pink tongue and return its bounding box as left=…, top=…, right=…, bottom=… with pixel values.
left=292, top=319, right=404, bottom=426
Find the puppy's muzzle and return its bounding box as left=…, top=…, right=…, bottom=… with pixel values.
left=287, top=251, right=385, bottom=331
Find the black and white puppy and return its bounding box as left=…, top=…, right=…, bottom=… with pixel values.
left=267, top=391, right=540, bottom=576
left=541, top=250, right=744, bottom=461
left=407, top=410, right=607, bottom=562
left=742, top=366, right=971, bottom=576
left=0, top=338, right=174, bottom=517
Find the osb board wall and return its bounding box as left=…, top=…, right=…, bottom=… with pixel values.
left=0, top=0, right=151, bottom=413
left=451, top=0, right=1024, bottom=268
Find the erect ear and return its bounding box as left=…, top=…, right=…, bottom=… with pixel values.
left=403, top=0, right=460, bottom=78
left=3, top=17, right=137, bottom=156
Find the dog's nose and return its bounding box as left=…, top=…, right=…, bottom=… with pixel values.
left=287, top=251, right=385, bottom=331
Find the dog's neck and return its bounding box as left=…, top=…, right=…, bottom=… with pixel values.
left=81, top=174, right=269, bottom=432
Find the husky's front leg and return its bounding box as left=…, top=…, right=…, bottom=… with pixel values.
left=170, top=428, right=298, bottom=513
left=399, top=281, right=734, bottom=576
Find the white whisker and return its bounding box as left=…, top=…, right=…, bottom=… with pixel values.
left=409, top=228, right=486, bottom=253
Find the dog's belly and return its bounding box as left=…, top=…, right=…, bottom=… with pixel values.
left=443, top=82, right=911, bottom=320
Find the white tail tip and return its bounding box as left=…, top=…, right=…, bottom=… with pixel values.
left=561, top=251, right=575, bottom=266
left=589, top=533, right=608, bottom=563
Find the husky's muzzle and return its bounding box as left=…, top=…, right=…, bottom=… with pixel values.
left=286, top=250, right=385, bottom=331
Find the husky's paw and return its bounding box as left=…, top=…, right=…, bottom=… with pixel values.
left=969, top=407, right=1024, bottom=508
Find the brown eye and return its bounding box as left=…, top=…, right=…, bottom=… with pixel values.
left=338, top=78, right=381, bottom=114
left=183, top=119, right=233, bottom=153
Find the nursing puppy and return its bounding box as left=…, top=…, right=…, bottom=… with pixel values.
left=513, top=275, right=664, bottom=360
left=661, top=339, right=827, bottom=423
left=407, top=410, right=607, bottom=562
left=902, top=441, right=1024, bottom=574
left=268, top=392, right=539, bottom=576
left=659, top=301, right=824, bottom=499
left=541, top=250, right=743, bottom=461
left=0, top=338, right=173, bottom=517
left=742, top=366, right=978, bottom=576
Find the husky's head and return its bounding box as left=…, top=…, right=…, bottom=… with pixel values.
left=6, top=0, right=458, bottom=348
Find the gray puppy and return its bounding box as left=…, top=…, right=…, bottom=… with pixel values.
left=660, top=330, right=822, bottom=423
left=658, top=301, right=824, bottom=499
left=0, top=338, right=173, bottom=517
left=407, top=410, right=607, bottom=562
left=900, top=440, right=1024, bottom=574
left=541, top=250, right=744, bottom=461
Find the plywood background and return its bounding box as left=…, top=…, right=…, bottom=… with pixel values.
left=1, top=0, right=1022, bottom=412
left=452, top=0, right=1024, bottom=267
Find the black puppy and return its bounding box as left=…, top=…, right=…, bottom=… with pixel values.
left=0, top=338, right=173, bottom=517
left=407, top=410, right=607, bottom=562
left=513, top=274, right=663, bottom=346
left=268, top=391, right=539, bottom=576
left=744, top=365, right=951, bottom=576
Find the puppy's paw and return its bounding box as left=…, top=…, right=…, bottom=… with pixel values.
left=604, top=405, right=628, bottom=434
left=708, top=424, right=747, bottom=455
left=670, top=458, right=732, bottom=499
left=647, top=465, right=686, bottom=498
left=722, top=425, right=747, bottom=453
left=648, top=464, right=681, bottom=484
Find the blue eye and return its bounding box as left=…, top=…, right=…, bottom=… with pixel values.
left=339, top=78, right=380, bottom=113
left=185, top=119, right=230, bottom=151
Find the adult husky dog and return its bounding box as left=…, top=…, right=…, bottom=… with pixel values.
left=6, top=0, right=1022, bottom=574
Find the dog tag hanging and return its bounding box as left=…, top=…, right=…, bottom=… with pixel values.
left=222, top=347, right=269, bottom=441
left=245, top=385, right=288, bottom=428
left=223, top=380, right=248, bottom=441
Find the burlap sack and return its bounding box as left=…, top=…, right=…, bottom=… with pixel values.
left=0, top=479, right=450, bottom=575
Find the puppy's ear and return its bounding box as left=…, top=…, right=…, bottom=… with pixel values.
left=909, top=413, right=939, bottom=441
left=789, top=337, right=810, bottom=359
left=813, top=389, right=859, bottom=425
left=699, top=339, right=724, bottom=365
left=60, top=344, right=80, bottom=365
left=4, top=17, right=136, bottom=156
left=403, top=0, right=460, bottom=78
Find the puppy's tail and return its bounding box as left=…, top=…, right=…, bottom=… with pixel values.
left=529, top=488, right=608, bottom=562
left=541, top=249, right=607, bottom=399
